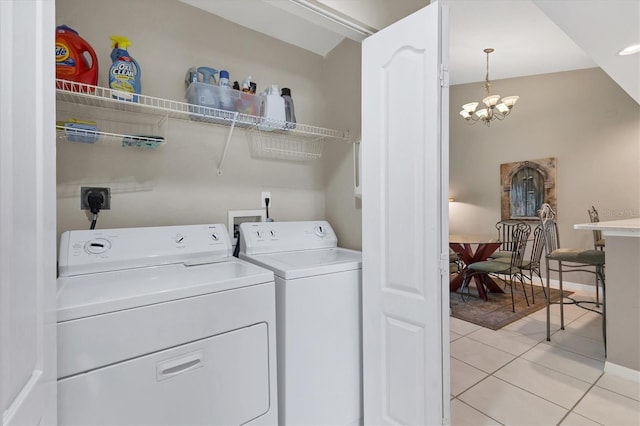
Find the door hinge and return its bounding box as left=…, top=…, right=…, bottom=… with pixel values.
left=439, top=64, right=449, bottom=88
left=439, top=253, right=449, bottom=276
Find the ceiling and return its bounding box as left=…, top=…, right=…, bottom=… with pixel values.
left=179, top=0, right=639, bottom=103
left=449, top=0, right=596, bottom=84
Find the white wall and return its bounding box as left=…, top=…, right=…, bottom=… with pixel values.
left=450, top=67, right=640, bottom=285
left=56, top=0, right=338, bottom=237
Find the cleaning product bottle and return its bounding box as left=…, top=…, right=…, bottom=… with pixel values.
left=185, top=66, right=199, bottom=88
left=259, top=84, right=286, bottom=131
left=281, top=88, right=297, bottom=129
left=109, top=35, right=141, bottom=102
left=195, top=67, right=219, bottom=110
left=218, top=70, right=230, bottom=88
left=238, top=76, right=257, bottom=116
left=55, top=25, right=98, bottom=91
left=196, top=67, right=218, bottom=85
left=218, top=70, right=233, bottom=111
left=241, top=76, right=252, bottom=93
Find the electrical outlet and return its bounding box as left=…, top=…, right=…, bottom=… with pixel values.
left=261, top=192, right=272, bottom=208
left=81, top=187, right=111, bottom=210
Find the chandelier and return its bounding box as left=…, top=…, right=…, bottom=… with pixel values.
left=459, top=48, right=519, bottom=126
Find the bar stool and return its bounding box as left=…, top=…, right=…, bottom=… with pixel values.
left=587, top=205, right=604, bottom=306
left=538, top=204, right=606, bottom=352
left=587, top=206, right=605, bottom=251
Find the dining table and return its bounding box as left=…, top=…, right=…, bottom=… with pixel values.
left=449, top=234, right=503, bottom=301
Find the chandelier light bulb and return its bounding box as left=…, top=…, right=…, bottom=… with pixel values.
left=496, top=103, right=509, bottom=113
left=462, top=102, right=479, bottom=113
left=482, top=94, right=501, bottom=107
left=501, top=95, right=519, bottom=108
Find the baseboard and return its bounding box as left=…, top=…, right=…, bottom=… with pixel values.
left=604, top=361, right=640, bottom=383
left=545, top=278, right=597, bottom=294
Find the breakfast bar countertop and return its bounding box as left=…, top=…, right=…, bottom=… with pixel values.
left=574, top=217, right=640, bottom=237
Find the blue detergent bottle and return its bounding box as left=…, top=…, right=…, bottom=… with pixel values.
left=197, top=67, right=218, bottom=85
left=109, top=35, right=141, bottom=102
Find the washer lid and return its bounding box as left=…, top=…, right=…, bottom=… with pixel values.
left=57, top=259, right=273, bottom=322
left=240, top=247, right=361, bottom=279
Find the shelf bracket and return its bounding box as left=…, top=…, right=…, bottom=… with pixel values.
left=217, top=112, right=239, bottom=175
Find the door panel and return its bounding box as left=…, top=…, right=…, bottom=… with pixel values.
left=0, top=0, right=57, bottom=424
left=385, top=48, right=427, bottom=297
left=362, top=2, right=449, bottom=425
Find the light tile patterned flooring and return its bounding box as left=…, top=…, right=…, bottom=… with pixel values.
left=450, top=290, right=640, bottom=425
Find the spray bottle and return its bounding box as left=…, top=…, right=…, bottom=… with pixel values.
left=109, top=35, right=141, bottom=102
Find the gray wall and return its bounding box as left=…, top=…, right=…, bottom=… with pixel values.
left=450, top=67, right=640, bottom=286
left=56, top=0, right=346, bottom=238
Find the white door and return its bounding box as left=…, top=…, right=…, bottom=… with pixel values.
left=362, top=2, right=450, bottom=425
left=1, top=0, right=57, bottom=424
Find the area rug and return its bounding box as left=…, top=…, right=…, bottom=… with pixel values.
left=450, top=283, right=572, bottom=330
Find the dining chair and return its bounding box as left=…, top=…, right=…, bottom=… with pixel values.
left=449, top=248, right=463, bottom=274
left=538, top=203, right=606, bottom=351
left=497, top=224, right=546, bottom=303
left=519, top=224, right=546, bottom=303
left=460, top=222, right=532, bottom=312
left=490, top=220, right=525, bottom=260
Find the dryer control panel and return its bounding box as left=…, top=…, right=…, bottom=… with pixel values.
left=58, top=224, right=231, bottom=276
left=239, top=220, right=338, bottom=255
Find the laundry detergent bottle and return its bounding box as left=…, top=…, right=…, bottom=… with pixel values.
left=55, top=25, right=98, bottom=90
left=109, top=35, right=141, bottom=102
left=259, top=84, right=286, bottom=130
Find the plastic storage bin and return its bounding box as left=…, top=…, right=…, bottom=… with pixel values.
left=186, top=82, right=262, bottom=125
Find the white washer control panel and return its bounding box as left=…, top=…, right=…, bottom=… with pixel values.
left=240, top=221, right=338, bottom=255
left=58, top=224, right=232, bottom=277
left=84, top=238, right=111, bottom=254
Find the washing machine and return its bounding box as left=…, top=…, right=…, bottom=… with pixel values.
left=56, top=224, right=278, bottom=425
left=239, top=220, right=362, bottom=425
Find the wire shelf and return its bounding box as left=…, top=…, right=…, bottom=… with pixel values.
left=56, top=79, right=350, bottom=142
left=56, top=126, right=165, bottom=148
left=56, top=101, right=167, bottom=148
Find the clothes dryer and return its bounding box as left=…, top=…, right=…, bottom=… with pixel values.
left=239, top=220, right=362, bottom=426
left=56, top=224, right=277, bottom=425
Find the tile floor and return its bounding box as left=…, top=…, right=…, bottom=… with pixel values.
left=450, top=289, right=640, bottom=425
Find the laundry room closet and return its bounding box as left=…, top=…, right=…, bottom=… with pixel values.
left=55, top=0, right=362, bottom=249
